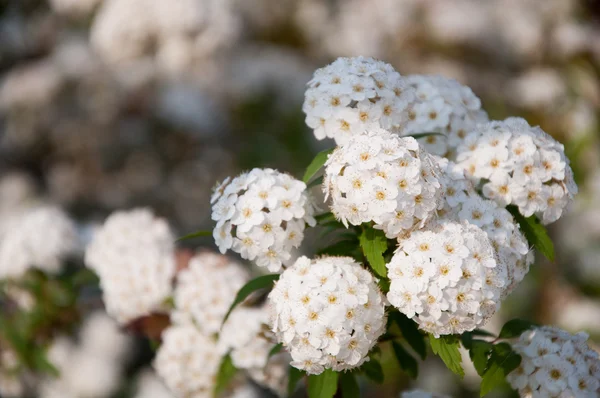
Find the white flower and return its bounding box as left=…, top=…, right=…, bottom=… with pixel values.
left=172, top=251, right=249, bottom=336
left=267, top=256, right=386, bottom=374
left=401, top=75, right=489, bottom=156
left=0, top=205, right=78, bottom=280
left=456, top=117, right=577, bottom=224
left=387, top=220, right=506, bottom=336
left=154, top=324, right=222, bottom=398
left=303, top=56, right=415, bottom=146
left=324, top=129, right=442, bottom=239
left=507, top=326, right=600, bottom=398
left=84, top=208, right=176, bottom=324
left=134, top=370, right=175, bottom=398
left=212, top=168, right=316, bottom=272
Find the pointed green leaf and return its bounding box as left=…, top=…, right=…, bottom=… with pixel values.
left=308, top=368, right=339, bottom=398
left=469, top=340, right=494, bottom=376
left=480, top=343, right=521, bottom=397
left=361, top=359, right=384, bottom=384
left=429, top=335, right=464, bottom=378
left=391, top=312, right=427, bottom=360
left=268, top=343, right=283, bottom=359
left=214, top=354, right=237, bottom=396
left=317, top=240, right=360, bottom=257
left=222, top=274, right=280, bottom=325
left=303, top=148, right=335, bottom=183
left=288, top=366, right=305, bottom=396
left=176, top=230, right=212, bottom=242
left=307, top=175, right=324, bottom=189
left=408, top=132, right=446, bottom=140
left=392, top=342, right=418, bottom=379
left=498, top=319, right=537, bottom=339
left=359, top=226, right=388, bottom=277
left=507, top=207, right=554, bottom=261
left=340, top=372, right=360, bottom=398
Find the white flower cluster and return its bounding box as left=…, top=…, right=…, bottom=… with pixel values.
left=219, top=306, right=289, bottom=396
left=268, top=256, right=386, bottom=375
left=435, top=158, right=533, bottom=296
left=456, top=117, right=577, bottom=224
left=403, top=75, right=488, bottom=156
left=387, top=220, right=505, bottom=336
left=303, top=56, right=414, bottom=146
left=507, top=326, right=600, bottom=397
left=154, top=324, right=222, bottom=398
left=172, top=251, right=249, bottom=335
left=211, top=168, right=316, bottom=272
left=0, top=206, right=77, bottom=280
left=84, top=208, right=176, bottom=324
left=401, top=390, right=451, bottom=398
left=324, top=129, right=442, bottom=238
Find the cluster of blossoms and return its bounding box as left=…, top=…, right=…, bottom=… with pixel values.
left=0, top=206, right=77, bottom=279
left=324, top=129, right=442, bottom=238
left=303, top=56, right=414, bottom=146
left=387, top=220, right=504, bottom=336
left=211, top=168, right=316, bottom=272
left=84, top=208, right=176, bottom=324
left=456, top=117, right=577, bottom=224
left=219, top=306, right=289, bottom=396
left=435, top=158, right=533, bottom=295
left=172, top=251, right=249, bottom=335
left=267, top=256, right=386, bottom=374
left=402, top=75, right=488, bottom=156
left=507, top=326, right=600, bottom=397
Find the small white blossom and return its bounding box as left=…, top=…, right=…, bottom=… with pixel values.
left=84, top=208, right=176, bottom=324
left=211, top=168, right=316, bottom=272
left=456, top=117, right=577, bottom=224
left=324, top=129, right=442, bottom=238
left=507, top=326, right=600, bottom=398
left=303, top=56, right=415, bottom=146
left=267, top=256, right=386, bottom=374
left=172, top=251, right=249, bottom=335
left=387, top=220, right=505, bottom=336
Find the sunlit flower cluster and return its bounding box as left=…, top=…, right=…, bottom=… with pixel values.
left=268, top=256, right=386, bottom=374
left=84, top=208, right=176, bottom=324
left=172, top=251, right=249, bottom=335
left=0, top=206, right=77, bottom=280
left=403, top=75, right=488, bottom=156
left=211, top=168, right=316, bottom=272
left=324, top=129, right=441, bottom=238
left=303, top=56, right=414, bottom=146
left=456, top=117, right=577, bottom=224
left=387, top=220, right=505, bottom=336
left=507, top=326, right=600, bottom=398
left=435, top=158, right=533, bottom=296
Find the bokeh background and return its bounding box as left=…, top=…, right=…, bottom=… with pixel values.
left=1, top=0, right=599, bottom=397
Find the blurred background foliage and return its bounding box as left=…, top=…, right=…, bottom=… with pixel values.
left=0, top=0, right=599, bottom=397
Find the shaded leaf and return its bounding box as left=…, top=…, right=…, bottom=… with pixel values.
left=268, top=343, right=283, bottom=359
left=307, top=175, right=324, bottom=189
left=340, top=372, right=360, bottom=398
left=317, top=240, right=360, bottom=257
left=391, top=312, right=427, bottom=360
left=359, top=227, right=388, bottom=277
left=288, top=367, right=305, bottom=396
left=408, top=132, right=446, bottom=140
left=32, top=350, right=60, bottom=377
left=480, top=343, right=521, bottom=397
left=303, top=148, right=335, bottom=183
left=469, top=340, right=494, bottom=376
left=429, top=335, right=464, bottom=378
left=222, top=274, right=280, bottom=325
left=176, top=230, right=212, bottom=242
left=308, top=368, right=339, bottom=398
left=507, top=207, right=554, bottom=261
left=361, top=359, right=384, bottom=384
left=214, top=354, right=237, bottom=396
left=392, top=342, right=418, bottom=379
left=498, top=319, right=537, bottom=339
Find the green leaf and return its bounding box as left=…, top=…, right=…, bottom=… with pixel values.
left=317, top=240, right=360, bottom=257
left=391, top=313, right=427, bottom=360
left=303, top=148, right=335, bottom=183
left=70, top=268, right=99, bottom=288
left=213, top=354, right=237, bottom=396
left=408, top=132, right=446, bottom=140
left=176, top=230, right=212, bottom=242
left=429, top=335, right=464, bottom=378
left=308, top=368, right=339, bottom=398
left=315, top=212, right=338, bottom=224
left=392, top=342, right=418, bottom=379
left=288, top=366, right=305, bottom=396
left=469, top=340, right=494, bottom=376
left=498, top=319, right=537, bottom=339
left=359, top=226, right=388, bottom=277
left=507, top=207, right=554, bottom=261
left=361, top=359, right=384, bottom=384
left=222, top=274, right=280, bottom=325
left=340, top=372, right=360, bottom=398
left=307, top=175, right=324, bottom=189
left=268, top=343, right=283, bottom=359
left=32, top=350, right=60, bottom=377
left=480, top=343, right=521, bottom=397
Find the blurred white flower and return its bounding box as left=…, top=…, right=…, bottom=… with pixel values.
left=134, top=369, right=175, bottom=398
